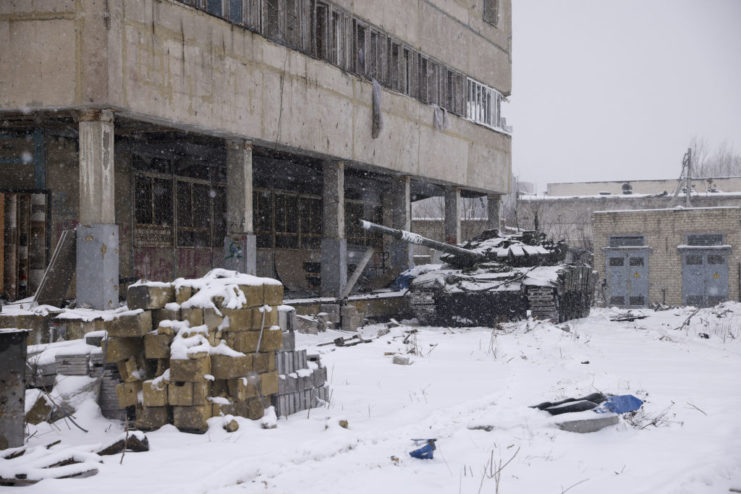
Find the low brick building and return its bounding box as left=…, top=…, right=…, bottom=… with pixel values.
left=593, top=207, right=741, bottom=307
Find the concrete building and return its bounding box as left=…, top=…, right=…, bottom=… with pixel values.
left=1, top=0, right=512, bottom=306
left=546, top=177, right=740, bottom=196
left=593, top=207, right=741, bottom=308
left=519, top=186, right=741, bottom=252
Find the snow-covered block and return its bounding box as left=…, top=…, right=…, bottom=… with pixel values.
left=175, top=285, right=192, bottom=304
left=555, top=413, right=619, bottom=433
left=238, top=283, right=264, bottom=308
left=108, top=310, right=152, bottom=338
left=142, top=380, right=167, bottom=407
left=116, top=381, right=142, bottom=408
left=173, top=405, right=212, bottom=433
left=144, top=333, right=171, bottom=359
left=127, top=282, right=175, bottom=310
left=168, top=381, right=194, bottom=406
left=170, top=356, right=211, bottom=382
left=223, top=330, right=259, bottom=353
left=210, top=396, right=233, bottom=416
left=277, top=305, right=296, bottom=332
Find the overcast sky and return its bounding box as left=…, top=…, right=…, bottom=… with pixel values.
left=508, top=0, right=741, bottom=193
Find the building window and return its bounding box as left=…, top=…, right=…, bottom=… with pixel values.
left=609, top=235, right=645, bottom=247
left=686, top=234, right=723, bottom=246
left=133, top=155, right=225, bottom=249
left=284, top=0, right=301, bottom=47
left=254, top=188, right=323, bottom=249
left=609, top=258, right=624, bottom=267
left=483, top=0, right=499, bottom=26
left=263, top=0, right=280, bottom=40
left=228, top=0, right=242, bottom=22
left=207, top=0, right=223, bottom=16
left=314, top=1, right=329, bottom=60
left=466, top=78, right=505, bottom=130
left=345, top=201, right=382, bottom=248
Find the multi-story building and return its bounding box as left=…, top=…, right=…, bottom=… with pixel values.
left=0, top=0, right=512, bottom=307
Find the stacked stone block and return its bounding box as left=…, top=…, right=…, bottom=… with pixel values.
left=101, top=275, right=303, bottom=433
left=272, top=347, right=330, bottom=417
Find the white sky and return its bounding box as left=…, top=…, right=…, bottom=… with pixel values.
left=508, top=0, right=741, bottom=193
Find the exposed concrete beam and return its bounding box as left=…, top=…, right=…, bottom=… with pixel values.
left=78, top=109, right=115, bottom=225
left=487, top=193, right=502, bottom=231
left=444, top=187, right=461, bottom=245
left=321, top=161, right=347, bottom=298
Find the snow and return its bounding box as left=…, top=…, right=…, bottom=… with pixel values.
left=15, top=304, right=741, bottom=493
left=28, top=339, right=100, bottom=366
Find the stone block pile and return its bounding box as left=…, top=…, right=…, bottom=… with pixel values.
left=98, top=269, right=326, bottom=433
left=272, top=349, right=329, bottom=417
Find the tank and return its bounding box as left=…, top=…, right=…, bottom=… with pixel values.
left=361, top=220, right=597, bottom=326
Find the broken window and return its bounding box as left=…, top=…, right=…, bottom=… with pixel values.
left=263, top=0, right=280, bottom=40
left=389, top=42, right=400, bottom=90
left=483, top=0, right=499, bottom=26
left=245, top=0, right=261, bottom=30
left=330, top=10, right=343, bottom=65
left=345, top=201, right=382, bottom=248
left=353, top=21, right=366, bottom=74
left=206, top=0, right=223, bottom=16
left=254, top=188, right=323, bottom=249
left=254, top=190, right=273, bottom=248
left=314, top=1, right=329, bottom=60
left=228, top=0, right=242, bottom=23
left=427, top=61, right=439, bottom=105
left=417, top=55, right=428, bottom=103
left=274, top=193, right=299, bottom=248
left=285, top=0, right=301, bottom=47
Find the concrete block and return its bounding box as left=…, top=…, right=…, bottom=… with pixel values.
left=25, top=394, right=52, bottom=425
left=135, top=406, right=169, bottom=431
left=239, top=284, right=264, bottom=308
left=63, top=319, right=104, bottom=340
left=319, top=304, right=341, bottom=323
left=170, top=356, right=211, bottom=382
left=85, top=331, right=106, bottom=347
left=231, top=398, right=264, bottom=420
left=251, top=306, right=278, bottom=329
left=223, top=330, right=259, bottom=353
left=278, top=374, right=298, bottom=394
left=192, top=381, right=210, bottom=405
left=142, top=380, right=167, bottom=407
left=263, top=283, right=284, bottom=306
left=280, top=330, right=295, bottom=352
left=168, top=381, right=194, bottom=406
left=220, top=308, right=253, bottom=330
left=127, top=284, right=175, bottom=310
left=115, top=381, right=142, bottom=408
left=182, top=308, right=204, bottom=326
left=173, top=405, right=211, bottom=433
left=104, top=337, right=143, bottom=362
left=260, top=327, right=282, bottom=351
left=211, top=354, right=250, bottom=379
left=556, top=414, right=619, bottom=433
left=117, top=356, right=142, bottom=383
left=253, top=352, right=275, bottom=373
left=278, top=305, right=296, bottom=332
left=227, top=376, right=259, bottom=401
left=203, top=308, right=224, bottom=330
left=144, top=333, right=171, bottom=359
left=261, top=371, right=279, bottom=396
left=212, top=398, right=234, bottom=417
left=341, top=305, right=361, bottom=331
left=108, top=310, right=152, bottom=338
left=175, top=285, right=192, bottom=304
left=151, top=306, right=181, bottom=328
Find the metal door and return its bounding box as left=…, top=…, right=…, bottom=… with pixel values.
left=682, top=251, right=728, bottom=306
left=606, top=251, right=648, bottom=307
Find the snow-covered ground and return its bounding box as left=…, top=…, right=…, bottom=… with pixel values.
left=6, top=304, right=741, bottom=493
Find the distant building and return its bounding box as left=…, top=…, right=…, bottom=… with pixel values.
left=1, top=0, right=512, bottom=305
left=593, top=207, right=741, bottom=307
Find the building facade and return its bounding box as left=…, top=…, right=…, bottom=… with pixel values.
left=1, top=0, right=512, bottom=306
left=593, top=207, right=741, bottom=307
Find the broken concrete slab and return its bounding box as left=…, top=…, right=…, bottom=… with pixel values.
left=555, top=413, right=619, bottom=433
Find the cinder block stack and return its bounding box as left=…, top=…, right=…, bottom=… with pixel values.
left=101, top=273, right=308, bottom=433
left=272, top=346, right=330, bottom=417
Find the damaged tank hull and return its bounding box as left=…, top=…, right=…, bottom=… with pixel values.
left=361, top=221, right=597, bottom=326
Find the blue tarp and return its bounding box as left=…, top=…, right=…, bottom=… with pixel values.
left=594, top=394, right=643, bottom=414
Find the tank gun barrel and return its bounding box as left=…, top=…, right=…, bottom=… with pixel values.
left=360, top=220, right=484, bottom=264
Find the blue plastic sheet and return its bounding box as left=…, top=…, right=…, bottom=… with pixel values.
left=594, top=395, right=643, bottom=414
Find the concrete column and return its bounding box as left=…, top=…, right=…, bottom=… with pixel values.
left=0, top=330, right=28, bottom=450
left=77, top=109, right=118, bottom=310
left=79, top=109, right=115, bottom=224
left=388, top=176, right=412, bottom=272
left=224, top=140, right=256, bottom=275
left=444, top=187, right=461, bottom=245
left=487, top=193, right=502, bottom=231
left=321, top=161, right=347, bottom=298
